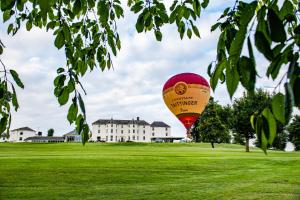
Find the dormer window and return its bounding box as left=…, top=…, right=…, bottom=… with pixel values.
left=20, top=132, right=23, bottom=135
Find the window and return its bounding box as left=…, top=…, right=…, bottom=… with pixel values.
left=128, top=130, right=130, bottom=133
left=2, top=137, right=5, bottom=140
left=152, top=133, right=155, bottom=136
left=116, top=129, right=117, bottom=133
left=133, top=124, right=135, bottom=128
left=20, top=132, right=23, bottom=135
left=165, top=127, right=168, bottom=131
left=121, top=125, right=123, bottom=128
left=97, top=136, right=101, bottom=141
left=152, top=127, right=154, bottom=131
left=121, top=130, right=123, bottom=134
left=106, top=136, right=108, bottom=141
left=143, top=136, right=145, bottom=140
left=133, top=136, right=135, bottom=140
left=106, top=129, right=108, bottom=133
left=111, top=129, right=113, bottom=133
left=19, top=137, right=22, bottom=141
left=128, top=136, right=130, bottom=141
left=137, top=136, right=139, bottom=140
left=111, top=124, right=113, bottom=127
left=110, top=135, right=113, bottom=141
left=143, top=125, right=145, bottom=128
left=143, top=130, right=145, bottom=134
left=133, top=130, right=135, bottom=133
left=115, top=136, right=118, bottom=141
left=98, top=130, right=100, bottom=133
left=98, top=125, right=100, bottom=127
left=166, top=133, right=168, bottom=136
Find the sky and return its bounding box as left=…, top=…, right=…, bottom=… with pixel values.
left=0, top=0, right=298, bottom=139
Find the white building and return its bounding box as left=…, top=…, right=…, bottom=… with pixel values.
left=91, top=117, right=174, bottom=142
left=9, top=127, right=37, bottom=142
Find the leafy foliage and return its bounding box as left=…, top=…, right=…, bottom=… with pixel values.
left=232, top=89, right=272, bottom=152
left=287, top=115, right=300, bottom=151
left=209, top=0, right=300, bottom=152
left=191, top=98, right=231, bottom=148
left=47, top=128, right=54, bottom=137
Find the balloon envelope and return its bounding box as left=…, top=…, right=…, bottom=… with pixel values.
left=162, top=73, right=210, bottom=130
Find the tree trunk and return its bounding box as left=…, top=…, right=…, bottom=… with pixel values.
left=211, top=142, right=214, bottom=148
left=245, top=137, right=250, bottom=152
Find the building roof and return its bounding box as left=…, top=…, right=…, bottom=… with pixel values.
left=92, top=119, right=150, bottom=126
left=151, top=121, right=170, bottom=128
left=1, top=133, right=7, bottom=137
left=63, top=129, right=79, bottom=136
left=24, top=136, right=64, bottom=141
left=11, top=127, right=36, bottom=132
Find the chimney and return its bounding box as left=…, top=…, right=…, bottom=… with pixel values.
left=137, top=117, right=140, bottom=121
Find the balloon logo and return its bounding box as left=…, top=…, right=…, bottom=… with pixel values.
left=162, top=73, right=210, bottom=132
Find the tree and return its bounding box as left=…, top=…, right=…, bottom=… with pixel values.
left=287, top=115, right=300, bottom=151
left=0, top=0, right=299, bottom=152
left=192, top=98, right=231, bottom=148
left=47, top=128, right=54, bottom=137
left=232, top=89, right=272, bottom=152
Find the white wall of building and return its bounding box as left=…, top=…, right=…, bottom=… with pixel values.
left=9, top=129, right=36, bottom=142
left=91, top=120, right=171, bottom=142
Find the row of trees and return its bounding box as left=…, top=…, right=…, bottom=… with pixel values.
left=191, top=89, right=300, bottom=151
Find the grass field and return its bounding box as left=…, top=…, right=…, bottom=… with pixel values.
left=0, top=143, right=299, bottom=200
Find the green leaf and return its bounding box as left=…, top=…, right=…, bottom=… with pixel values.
left=271, top=93, right=285, bottom=124
left=78, top=93, right=86, bottom=118
left=136, top=14, right=144, bottom=33
left=187, top=29, right=192, bottom=39
left=192, top=0, right=201, bottom=17
left=98, top=0, right=109, bottom=24
left=255, top=31, right=273, bottom=61
left=211, top=22, right=221, bottom=32
left=238, top=56, right=256, bottom=93
left=54, top=30, right=65, bottom=49
left=192, top=25, right=200, bottom=38
left=267, top=9, right=286, bottom=42
left=58, top=87, right=69, bottom=105
left=0, top=116, right=8, bottom=134
left=262, top=108, right=277, bottom=145
left=201, top=0, right=209, bottom=9
left=3, top=10, right=11, bottom=22
left=229, top=1, right=257, bottom=68
left=1, top=0, right=15, bottom=11
left=26, top=20, right=32, bottom=31
left=10, top=69, right=24, bottom=89
left=73, top=0, right=81, bottom=16
left=210, top=59, right=227, bottom=91
left=226, top=63, right=239, bottom=99
left=280, top=0, right=294, bottom=20
left=284, top=82, right=294, bottom=124
left=67, top=102, right=78, bottom=124
left=11, top=84, right=19, bottom=111
left=76, top=114, right=84, bottom=135
left=155, top=30, right=162, bottom=41
left=81, top=123, right=90, bottom=145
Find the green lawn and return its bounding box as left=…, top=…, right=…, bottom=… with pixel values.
left=0, top=143, right=299, bottom=200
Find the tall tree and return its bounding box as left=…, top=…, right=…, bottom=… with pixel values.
left=232, top=89, right=271, bottom=152
left=192, top=98, right=231, bottom=148
left=287, top=115, right=300, bottom=151
left=0, top=0, right=299, bottom=152
left=47, top=128, right=54, bottom=137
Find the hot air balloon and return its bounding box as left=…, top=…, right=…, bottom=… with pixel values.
left=162, top=73, right=210, bottom=137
